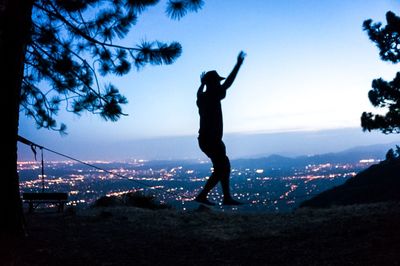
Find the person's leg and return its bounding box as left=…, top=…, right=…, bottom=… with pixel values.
left=195, top=170, right=219, bottom=204
left=195, top=139, right=220, bottom=205
left=219, top=155, right=231, bottom=199
left=196, top=139, right=242, bottom=205
left=216, top=142, right=242, bottom=205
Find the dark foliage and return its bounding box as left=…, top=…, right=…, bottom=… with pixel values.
left=385, top=145, right=400, bottom=161
left=166, top=0, right=204, bottom=20
left=362, top=11, right=400, bottom=134
left=93, top=191, right=170, bottom=210
left=21, top=0, right=204, bottom=133
left=92, top=195, right=123, bottom=207
left=122, top=191, right=170, bottom=209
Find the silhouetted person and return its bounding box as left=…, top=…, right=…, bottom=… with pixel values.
left=195, top=51, right=246, bottom=206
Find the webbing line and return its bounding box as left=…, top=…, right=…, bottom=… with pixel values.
left=18, top=135, right=322, bottom=205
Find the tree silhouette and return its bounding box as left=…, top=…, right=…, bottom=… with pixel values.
left=361, top=11, right=400, bottom=134
left=1, top=0, right=203, bottom=236
left=385, top=145, right=400, bottom=162
left=23, top=0, right=204, bottom=132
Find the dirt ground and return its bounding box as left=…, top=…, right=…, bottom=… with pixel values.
left=2, top=202, right=400, bottom=265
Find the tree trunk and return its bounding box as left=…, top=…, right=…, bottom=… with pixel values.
left=0, top=0, right=34, bottom=237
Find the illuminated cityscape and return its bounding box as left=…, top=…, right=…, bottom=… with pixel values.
left=18, top=155, right=379, bottom=212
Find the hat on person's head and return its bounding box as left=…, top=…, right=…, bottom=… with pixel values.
left=204, top=70, right=225, bottom=83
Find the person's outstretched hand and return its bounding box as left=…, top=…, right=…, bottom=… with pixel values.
left=200, top=71, right=206, bottom=85
left=237, top=51, right=246, bottom=64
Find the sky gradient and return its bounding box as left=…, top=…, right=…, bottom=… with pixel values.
left=18, top=0, right=400, bottom=160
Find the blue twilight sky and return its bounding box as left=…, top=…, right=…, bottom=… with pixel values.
left=18, top=0, right=400, bottom=160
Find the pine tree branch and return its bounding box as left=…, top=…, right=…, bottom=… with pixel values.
left=22, top=79, right=53, bottom=113
left=34, top=2, right=141, bottom=51
left=30, top=43, right=100, bottom=100
left=49, top=34, right=103, bottom=101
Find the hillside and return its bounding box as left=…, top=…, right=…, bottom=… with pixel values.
left=3, top=202, right=400, bottom=265
left=300, top=159, right=400, bottom=208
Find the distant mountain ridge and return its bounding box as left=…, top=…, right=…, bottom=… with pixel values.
left=120, top=141, right=398, bottom=170
left=18, top=128, right=400, bottom=161
left=231, top=141, right=398, bottom=169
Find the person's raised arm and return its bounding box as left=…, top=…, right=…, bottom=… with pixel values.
left=221, top=51, right=246, bottom=90
left=197, top=71, right=206, bottom=98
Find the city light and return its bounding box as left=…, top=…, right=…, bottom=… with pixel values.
left=18, top=158, right=377, bottom=212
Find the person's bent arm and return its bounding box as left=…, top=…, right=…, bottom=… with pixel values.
left=221, top=51, right=246, bottom=90
left=197, top=71, right=206, bottom=98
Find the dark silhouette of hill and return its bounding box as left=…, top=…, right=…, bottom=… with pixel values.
left=300, top=159, right=400, bottom=208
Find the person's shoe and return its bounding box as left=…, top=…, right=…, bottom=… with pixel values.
left=194, top=196, right=216, bottom=206
left=222, top=198, right=243, bottom=205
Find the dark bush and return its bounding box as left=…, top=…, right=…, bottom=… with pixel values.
left=122, top=192, right=170, bottom=210
left=93, top=192, right=171, bottom=210
left=93, top=195, right=123, bottom=208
